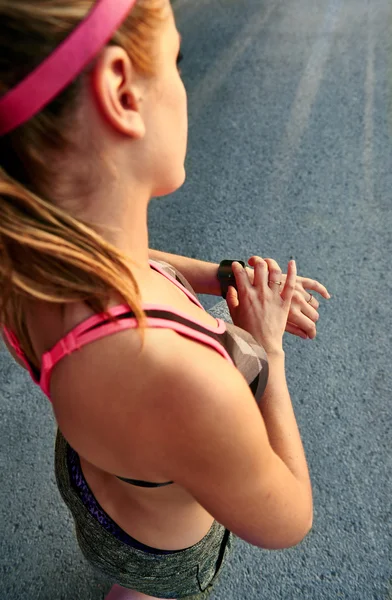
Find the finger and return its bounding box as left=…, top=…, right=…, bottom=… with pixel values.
left=306, top=294, right=320, bottom=310
left=225, top=285, right=239, bottom=311
left=232, top=261, right=252, bottom=296
left=281, top=260, right=297, bottom=305
left=251, top=257, right=269, bottom=289
left=292, top=286, right=320, bottom=309
left=264, top=258, right=283, bottom=292
left=247, top=255, right=263, bottom=268
left=287, top=313, right=317, bottom=339
left=245, top=266, right=255, bottom=286
left=285, top=322, right=308, bottom=339
left=298, top=277, right=331, bottom=299
left=301, top=298, right=320, bottom=321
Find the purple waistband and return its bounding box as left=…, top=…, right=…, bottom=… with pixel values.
left=66, top=445, right=181, bottom=555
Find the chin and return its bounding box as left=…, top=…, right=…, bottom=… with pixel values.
left=153, top=167, right=186, bottom=197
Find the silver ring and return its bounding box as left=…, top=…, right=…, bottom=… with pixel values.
left=307, top=293, right=313, bottom=304
left=268, top=280, right=282, bottom=286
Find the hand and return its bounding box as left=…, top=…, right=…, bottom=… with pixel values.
left=227, top=258, right=297, bottom=354
left=246, top=257, right=330, bottom=340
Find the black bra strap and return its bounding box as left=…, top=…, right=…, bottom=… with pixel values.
left=117, top=476, right=174, bottom=488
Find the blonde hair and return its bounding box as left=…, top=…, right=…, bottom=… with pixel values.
left=0, top=0, right=166, bottom=368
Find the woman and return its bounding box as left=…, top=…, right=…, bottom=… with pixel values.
left=0, top=1, right=330, bottom=599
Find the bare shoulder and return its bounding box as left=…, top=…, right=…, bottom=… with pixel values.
left=51, top=324, right=261, bottom=469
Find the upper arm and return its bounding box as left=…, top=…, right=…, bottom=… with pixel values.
left=51, top=327, right=312, bottom=550
left=151, top=337, right=312, bottom=549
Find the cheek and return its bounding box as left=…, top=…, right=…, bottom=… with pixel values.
left=155, top=84, right=187, bottom=195
left=170, top=71, right=187, bottom=114
left=163, top=78, right=187, bottom=149
left=180, top=78, right=188, bottom=115
left=176, top=80, right=188, bottom=142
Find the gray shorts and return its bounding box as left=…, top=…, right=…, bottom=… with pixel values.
left=54, top=431, right=234, bottom=599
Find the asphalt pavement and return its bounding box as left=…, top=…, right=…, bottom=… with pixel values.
left=1, top=0, right=391, bottom=598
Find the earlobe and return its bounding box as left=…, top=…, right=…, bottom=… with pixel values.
left=91, top=46, right=146, bottom=139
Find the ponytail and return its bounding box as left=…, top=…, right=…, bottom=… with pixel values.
left=0, top=167, right=146, bottom=367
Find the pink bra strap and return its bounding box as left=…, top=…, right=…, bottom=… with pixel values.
left=2, top=326, right=40, bottom=384
left=2, top=326, right=23, bottom=358
left=6, top=260, right=218, bottom=397
left=40, top=308, right=232, bottom=399
left=40, top=312, right=133, bottom=397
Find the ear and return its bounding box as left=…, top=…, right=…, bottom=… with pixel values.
left=91, top=46, right=146, bottom=139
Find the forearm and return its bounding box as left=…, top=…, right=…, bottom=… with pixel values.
left=148, top=249, right=221, bottom=295
left=261, top=352, right=311, bottom=491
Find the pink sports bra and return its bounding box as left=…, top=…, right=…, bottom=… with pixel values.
left=3, top=261, right=234, bottom=398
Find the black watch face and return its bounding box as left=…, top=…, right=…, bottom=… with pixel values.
left=221, top=260, right=236, bottom=267
left=220, top=260, right=245, bottom=274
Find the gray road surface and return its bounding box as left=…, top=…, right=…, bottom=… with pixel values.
left=1, top=0, right=391, bottom=598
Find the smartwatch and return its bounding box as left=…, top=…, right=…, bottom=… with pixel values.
left=217, top=260, right=246, bottom=299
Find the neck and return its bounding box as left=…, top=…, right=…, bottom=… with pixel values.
left=75, top=179, right=152, bottom=272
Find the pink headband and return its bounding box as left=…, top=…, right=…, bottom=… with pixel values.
left=0, top=0, right=137, bottom=137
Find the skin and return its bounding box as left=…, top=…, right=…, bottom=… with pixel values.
left=148, top=249, right=331, bottom=340
left=1, top=2, right=323, bottom=599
